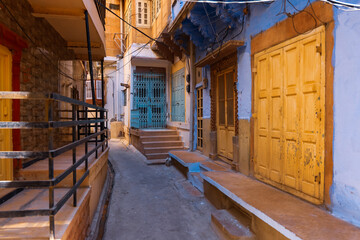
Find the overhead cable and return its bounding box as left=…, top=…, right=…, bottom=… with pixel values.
left=181, top=0, right=274, bottom=4
left=94, top=0, right=158, bottom=42
left=321, top=0, right=360, bottom=9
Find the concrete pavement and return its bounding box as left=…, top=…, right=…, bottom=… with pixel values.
left=103, top=139, right=219, bottom=240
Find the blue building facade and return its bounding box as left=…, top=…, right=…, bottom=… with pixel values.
left=169, top=0, right=360, bottom=228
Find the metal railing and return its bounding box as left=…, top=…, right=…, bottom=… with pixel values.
left=0, top=91, right=108, bottom=239
left=114, top=33, right=127, bottom=55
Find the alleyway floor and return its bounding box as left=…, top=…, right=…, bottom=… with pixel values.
left=103, top=140, right=219, bottom=240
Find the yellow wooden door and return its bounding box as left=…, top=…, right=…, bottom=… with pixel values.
left=0, top=45, right=13, bottom=180
left=254, top=27, right=325, bottom=204
left=217, top=68, right=235, bottom=160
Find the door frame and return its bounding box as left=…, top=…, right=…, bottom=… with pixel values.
left=0, top=23, right=28, bottom=172
left=216, top=66, right=236, bottom=161
left=210, top=53, right=238, bottom=162
left=0, top=44, right=13, bottom=180
left=250, top=3, right=334, bottom=206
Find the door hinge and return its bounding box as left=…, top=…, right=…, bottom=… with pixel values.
left=252, top=68, right=257, bottom=73
left=316, top=44, right=322, bottom=55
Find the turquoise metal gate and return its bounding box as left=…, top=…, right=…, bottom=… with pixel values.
left=131, top=73, right=166, bottom=128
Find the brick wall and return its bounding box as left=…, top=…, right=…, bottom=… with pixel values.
left=0, top=0, right=78, bottom=152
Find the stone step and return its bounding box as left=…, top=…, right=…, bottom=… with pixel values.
left=0, top=188, right=91, bottom=239
left=139, top=130, right=178, bottom=136
left=142, top=141, right=183, bottom=148
left=200, top=161, right=230, bottom=172
left=188, top=172, right=204, bottom=193
left=140, top=135, right=181, bottom=142
left=211, top=209, right=255, bottom=240
left=144, top=159, right=167, bottom=165
left=143, top=146, right=184, bottom=154
left=145, top=152, right=169, bottom=160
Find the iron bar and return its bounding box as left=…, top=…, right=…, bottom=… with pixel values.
left=101, top=59, right=105, bottom=152
left=47, top=100, right=55, bottom=240
left=0, top=209, right=51, bottom=218
left=101, top=60, right=105, bottom=108
left=53, top=170, right=89, bottom=215
left=0, top=180, right=52, bottom=188
left=85, top=107, right=89, bottom=170
left=0, top=91, right=108, bottom=238
left=0, top=151, right=48, bottom=159
left=0, top=91, right=46, bottom=99
left=50, top=93, right=106, bottom=111
left=54, top=142, right=106, bottom=186
left=95, top=109, right=98, bottom=158
left=0, top=119, right=106, bottom=129
left=0, top=92, right=107, bottom=111
left=0, top=188, right=24, bottom=205
left=84, top=10, right=96, bottom=106
left=72, top=104, right=77, bottom=207
left=50, top=129, right=106, bottom=158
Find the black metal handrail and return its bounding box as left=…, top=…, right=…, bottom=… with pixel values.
left=0, top=91, right=108, bottom=239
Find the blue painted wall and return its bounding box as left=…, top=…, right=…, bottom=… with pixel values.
left=172, top=0, right=360, bottom=227
left=331, top=7, right=360, bottom=227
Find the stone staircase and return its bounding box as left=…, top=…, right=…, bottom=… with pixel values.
left=139, top=129, right=185, bottom=164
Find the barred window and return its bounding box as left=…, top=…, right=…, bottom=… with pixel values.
left=96, top=80, right=102, bottom=100
left=136, top=0, right=150, bottom=27
left=86, top=81, right=92, bottom=99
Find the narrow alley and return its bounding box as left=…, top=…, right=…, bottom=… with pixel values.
left=103, top=140, right=219, bottom=240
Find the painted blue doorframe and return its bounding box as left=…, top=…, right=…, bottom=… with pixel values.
left=131, top=73, right=166, bottom=128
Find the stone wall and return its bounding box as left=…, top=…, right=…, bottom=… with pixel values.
left=105, top=0, right=121, bottom=57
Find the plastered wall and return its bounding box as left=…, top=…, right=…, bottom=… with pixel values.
left=331, top=8, right=360, bottom=227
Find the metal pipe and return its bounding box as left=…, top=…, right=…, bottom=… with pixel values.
left=189, top=42, right=196, bottom=151
left=72, top=104, right=77, bottom=207
left=47, top=100, right=55, bottom=240
left=101, top=60, right=105, bottom=108
left=85, top=10, right=96, bottom=106
left=101, top=60, right=105, bottom=148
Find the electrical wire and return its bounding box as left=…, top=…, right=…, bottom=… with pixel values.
left=230, top=14, right=246, bottom=40
left=94, top=0, right=158, bottom=42
left=286, top=0, right=317, bottom=34
left=321, top=0, right=360, bottom=10
left=202, top=2, right=218, bottom=40
left=308, top=0, right=325, bottom=24
left=181, top=0, right=274, bottom=4
left=105, top=41, right=152, bottom=76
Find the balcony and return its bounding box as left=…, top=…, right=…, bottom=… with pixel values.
left=0, top=91, right=108, bottom=239
left=27, top=0, right=106, bottom=60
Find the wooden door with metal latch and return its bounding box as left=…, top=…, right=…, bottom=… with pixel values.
left=253, top=26, right=325, bottom=204
left=0, top=45, right=13, bottom=180
left=217, top=67, right=235, bottom=161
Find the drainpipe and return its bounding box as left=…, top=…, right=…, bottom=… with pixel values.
left=85, top=10, right=96, bottom=106
left=120, top=0, right=124, bottom=55
left=189, top=42, right=196, bottom=151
